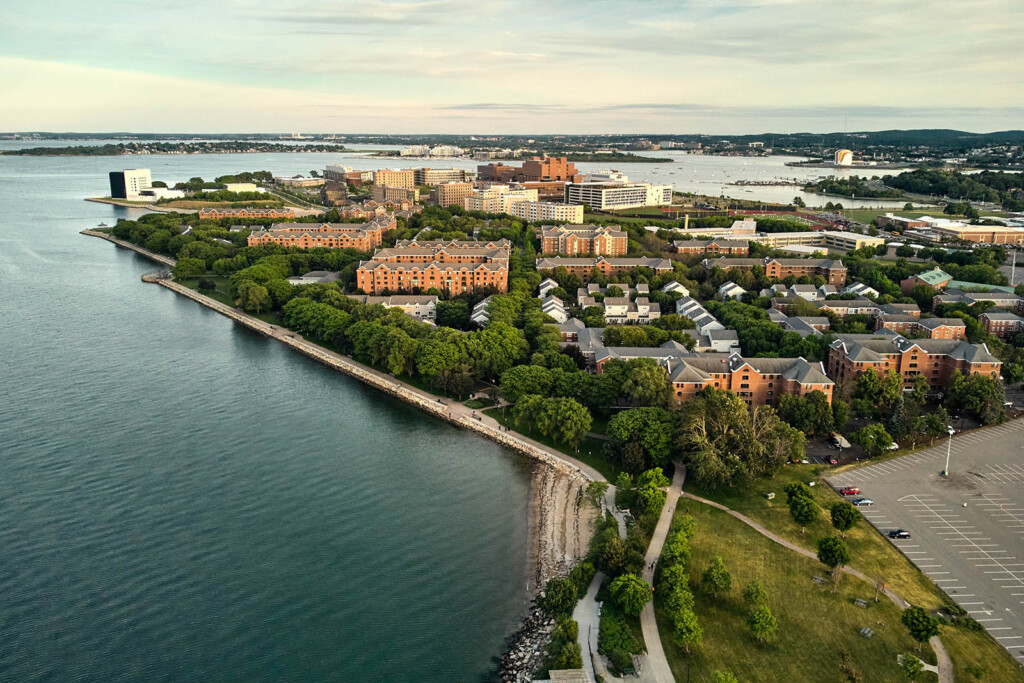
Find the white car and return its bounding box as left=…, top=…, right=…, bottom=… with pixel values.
left=851, top=498, right=874, bottom=506
left=888, top=442, right=899, bottom=451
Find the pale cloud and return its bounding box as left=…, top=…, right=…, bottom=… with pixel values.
left=0, top=0, right=1021, bottom=133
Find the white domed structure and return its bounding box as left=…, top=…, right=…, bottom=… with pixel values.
left=835, top=149, right=854, bottom=166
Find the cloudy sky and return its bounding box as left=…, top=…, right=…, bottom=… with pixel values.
left=1, top=0, right=1021, bottom=134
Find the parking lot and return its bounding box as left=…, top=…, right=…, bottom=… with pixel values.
left=827, top=419, right=1024, bottom=665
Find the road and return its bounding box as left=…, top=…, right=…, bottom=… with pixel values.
left=828, top=419, right=1024, bottom=667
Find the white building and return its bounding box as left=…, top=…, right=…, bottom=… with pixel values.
left=538, top=278, right=560, bottom=298
left=471, top=296, right=493, bottom=327
left=662, top=281, right=689, bottom=296
left=541, top=296, right=568, bottom=323
left=603, top=297, right=661, bottom=324
left=110, top=168, right=152, bottom=198
left=718, top=281, right=747, bottom=300
left=565, top=180, right=673, bottom=210
left=508, top=201, right=584, bottom=223
left=400, top=145, right=431, bottom=157
left=463, top=185, right=538, bottom=214
left=844, top=282, right=880, bottom=298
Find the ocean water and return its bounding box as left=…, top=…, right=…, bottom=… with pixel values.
left=0, top=152, right=534, bottom=682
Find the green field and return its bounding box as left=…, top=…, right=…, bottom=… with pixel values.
left=682, top=465, right=1024, bottom=681
left=659, top=501, right=936, bottom=682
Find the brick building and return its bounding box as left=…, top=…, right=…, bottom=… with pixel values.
left=476, top=163, right=519, bottom=183
left=874, top=315, right=966, bottom=339
left=672, top=239, right=750, bottom=256
left=979, top=311, right=1024, bottom=338
left=247, top=217, right=393, bottom=251
left=373, top=169, right=415, bottom=188
left=702, top=257, right=847, bottom=286
left=540, top=225, right=628, bottom=255
left=516, top=181, right=570, bottom=200
left=372, top=185, right=420, bottom=204
left=535, top=256, right=672, bottom=280
left=356, top=243, right=509, bottom=295
left=827, top=333, right=1001, bottom=389
left=431, top=182, right=475, bottom=208
left=198, top=208, right=295, bottom=220
left=900, top=267, right=953, bottom=295
left=414, top=168, right=469, bottom=185
left=477, top=156, right=582, bottom=183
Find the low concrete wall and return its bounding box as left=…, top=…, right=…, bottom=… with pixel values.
left=81, top=229, right=177, bottom=268
left=153, top=279, right=590, bottom=481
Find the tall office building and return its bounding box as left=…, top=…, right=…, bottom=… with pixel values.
left=109, top=168, right=152, bottom=199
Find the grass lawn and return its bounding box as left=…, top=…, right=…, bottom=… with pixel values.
left=684, top=466, right=1024, bottom=681
left=660, top=501, right=935, bottom=682
left=686, top=464, right=945, bottom=608
left=483, top=407, right=619, bottom=481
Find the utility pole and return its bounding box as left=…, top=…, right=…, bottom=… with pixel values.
left=942, top=426, right=955, bottom=476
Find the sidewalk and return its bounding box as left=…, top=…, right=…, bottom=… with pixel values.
left=638, top=467, right=687, bottom=683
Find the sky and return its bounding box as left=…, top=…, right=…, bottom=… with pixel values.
left=1, top=0, right=1022, bottom=134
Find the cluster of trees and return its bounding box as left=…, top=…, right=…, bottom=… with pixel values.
left=804, top=175, right=904, bottom=199
left=778, top=391, right=849, bottom=437
left=741, top=578, right=778, bottom=644
left=677, top=389, right=806, bottom=490
left=512, top=395, right=592, bottom=448
left=706, top=299, right=830, bottom=360
left=602, top=319, right=696, bottom=350
left=613, top=468, right=670, bottom=534
left=656, top=516, right=703, bottom=652
left=175, top=190, right=278, bottom=204
left=883, top=168, right=1024, bottom=211
left=604, top=408, right=676, bottom=474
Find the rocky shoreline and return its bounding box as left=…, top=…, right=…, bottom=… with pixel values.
left=498, top=599, right=559, bottom=683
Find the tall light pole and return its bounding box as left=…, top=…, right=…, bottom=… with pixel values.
left=942, top=426, right=956, bottom=477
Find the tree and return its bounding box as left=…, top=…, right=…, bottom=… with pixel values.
left=895, top=244, right=916, bottom=258
left=947, top=370, right=1006, bottom=425
left=832, top=399, right=851, bottom=433
left=711, top=672, right=739, bottom=683
left=606, top=407, right=675, bottom=470
left=619, top=360, right=671, bottom=407
left=172, top=257, right=206, bottom=280
left=851, top=423, right=893, bottom=457
left=540, top=577, right=578, bottom=616
left=830, top=500, right=860, bottom=538
left=672, top=608, right=703, bottom=653
left=747, top=603, right=778, bottom=643
left=235, top=280, right=269, bottom=314
left=701, top=555, right=732, bottom=599
left=901, top=606, right=940, bottom=651
left=789, top=495, right=818, bottom=532
left=609, top=573, right=652, bottom=616
left=792, top=196, right=806, bottom=208
left=817, top=535, right=851, bottom=590
left=784, top=481, right=813, bottom=503
left=742, top=579, right=768, bottom=607
left=901, top=653, right=925, bottom=680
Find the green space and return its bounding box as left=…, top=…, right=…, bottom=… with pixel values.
left=658, top=501, right=935, bottom=682
left=682, top=466, right=1024, bottom=681
left=483, top=407, right=618, bottom=480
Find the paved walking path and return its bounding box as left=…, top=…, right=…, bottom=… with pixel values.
left=573, top=572, right=605, bottom=683
left=637, top=466, right=687, bottom=683
left=681, top=490, right=953, bottom=683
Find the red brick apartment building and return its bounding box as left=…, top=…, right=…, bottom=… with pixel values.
left=247, top=217, right=393, bottom=251
left=535, top=256, right=673, bottom=280
left=672, top=239, right=750, bottom=257
left=702, top=257, right=847, bottom=286
left=593, top=349, right=834, bottom=407
left=670, top=355, right=834, bottom=408
left=199, top=208, right=295, bottom=220
left=356, top=243, right=509, bottom=295
left=979, top=311, right=1024, bottom=338
left=540, top=225, right=628, bottom=256
left=874, top=316, right=966, bottom=339
left=827, top=333, right=1001, bottom=389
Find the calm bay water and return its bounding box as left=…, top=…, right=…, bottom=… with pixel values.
left=0, top=151, right=534, bottom=682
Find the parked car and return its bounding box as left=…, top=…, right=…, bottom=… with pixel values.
left=851, top=498, right=874, bottom=506
left=839, top=487, right=860, bottom=496
left=888, top=529, right=911, bottom=539
left=888, top=442, right=899, bottom=451
left=829, top=457, right=839, bottom=465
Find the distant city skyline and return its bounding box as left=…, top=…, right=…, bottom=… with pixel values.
left=1, top=0, right=1022, bottom=134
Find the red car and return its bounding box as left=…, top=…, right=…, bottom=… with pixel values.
left=829, top=457, right=839, bottom=465
left=839, top=487, right=860, bottom=496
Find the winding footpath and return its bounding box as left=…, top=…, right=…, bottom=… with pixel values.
left=682, top=491, right=953, bottom=683
left=638, top=467, right=687, bottom=683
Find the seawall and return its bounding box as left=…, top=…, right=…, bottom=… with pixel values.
left=81, top=229, right=177, bottom=267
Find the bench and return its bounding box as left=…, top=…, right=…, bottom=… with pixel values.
left=855, top=599, right=869, bottom=608
left=860, top=627, right=873, bottom=638
left=813, top=575, right=826, bottom=585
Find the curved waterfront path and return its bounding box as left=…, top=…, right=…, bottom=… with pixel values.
left=681, top=491, right=953, bottom=683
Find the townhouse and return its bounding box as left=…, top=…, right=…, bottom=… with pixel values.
left=979, top=311, right=1024, bottom=339
left=535, top=256, right=672, bottom=280
left=702, top=257, right=847, bottom=286
left=540, top=224, right=628, bottom=256
left=247, top=216, right=394, bottom=251
left=356, top=243, right=509, bottom=295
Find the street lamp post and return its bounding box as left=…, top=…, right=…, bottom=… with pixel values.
left=942, top=426, right=955, bottom=477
